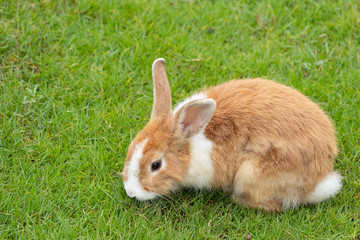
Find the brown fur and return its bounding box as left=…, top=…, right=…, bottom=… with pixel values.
left=122, top=59, right=338, bottom=212
left=123, top=115, right=191, bottom=194
left=151, top=59, right=172, bottom=119
left=203, top=79, right=337, bottom=210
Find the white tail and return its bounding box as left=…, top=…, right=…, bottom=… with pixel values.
left=305, top=172, right=343, bottom=203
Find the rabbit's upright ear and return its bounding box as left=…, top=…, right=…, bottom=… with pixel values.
left=151, top=58, right=172, bottom=119
left=173, top=99, right=216, bottom=138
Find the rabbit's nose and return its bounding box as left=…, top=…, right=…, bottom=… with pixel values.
left=126, top=189, right=136, bottom=198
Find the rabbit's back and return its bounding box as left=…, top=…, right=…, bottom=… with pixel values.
left=203, top=79, right=337, bottom=197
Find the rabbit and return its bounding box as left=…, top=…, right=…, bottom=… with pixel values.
left=121, top=58, right=342, bottom=212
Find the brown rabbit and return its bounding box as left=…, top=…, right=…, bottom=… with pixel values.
left=121, top=58, right=342, bottom=211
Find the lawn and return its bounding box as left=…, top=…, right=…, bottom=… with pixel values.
left=1, top=0, right=359, bottom=239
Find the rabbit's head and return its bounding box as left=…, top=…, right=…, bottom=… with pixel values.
left=121, top=59, right=216, bottom=200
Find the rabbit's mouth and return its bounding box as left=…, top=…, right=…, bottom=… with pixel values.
left=124, top=180, right=159, bottom=201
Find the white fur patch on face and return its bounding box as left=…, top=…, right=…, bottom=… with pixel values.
left=182, top=133, right=214, bottom=189
left=173, top=92, right=207, bottom=114
left=124, top=139, right=159, bottom=201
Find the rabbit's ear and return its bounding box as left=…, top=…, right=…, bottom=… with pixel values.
left=173, top=99, right=216, bottom=138
left=151, top=58, right=172, bottom=119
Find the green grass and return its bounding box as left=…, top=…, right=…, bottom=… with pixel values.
left=1, top=0, right=359, bottom=238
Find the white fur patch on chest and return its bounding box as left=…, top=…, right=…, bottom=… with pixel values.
left=182, top=133, right=214, bottom=189
left=173, top=92, right=207, bottom=114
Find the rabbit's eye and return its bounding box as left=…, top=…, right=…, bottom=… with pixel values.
left=151, top=160, right=162, bottom=172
